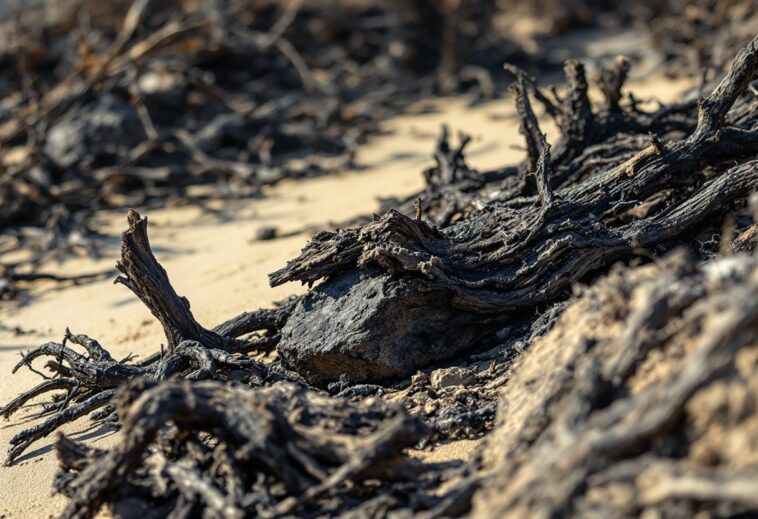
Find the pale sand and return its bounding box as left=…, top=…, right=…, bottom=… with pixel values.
left=0, top=77, right=692, bottom=518
left=409, top=438, right=484, bottom=464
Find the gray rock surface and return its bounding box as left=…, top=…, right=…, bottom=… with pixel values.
left=44, top=94, right=146, bottom=168
left=277, top=269, right=493, bottom=386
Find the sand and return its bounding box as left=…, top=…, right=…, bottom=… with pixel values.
left=0, top=76, right=693, bottom=518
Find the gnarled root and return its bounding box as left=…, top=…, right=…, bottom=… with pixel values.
left=2, top=211, right=290, bottom=465
left=53, top=379, right=427, bottom=519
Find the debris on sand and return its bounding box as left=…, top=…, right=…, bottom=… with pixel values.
left=4, top=0, right=756, bottom=300
left=53, top=380, right=427, bottom=519
left=271, top=37, right=758, bottom=385
left=2, top=5, right=758, bottom=518
left=0, top=0, right=520, bottom=298
left=474, top=250, right=758, bottom=518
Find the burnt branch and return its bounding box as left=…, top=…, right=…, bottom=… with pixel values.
left=115, top=209, right=230, bottom=353
left=53, top=380, right=427, bottom=519
left=559, top=60, right=594, bottom=150
left=269, top=35, right=758, bottom=384
left=597, top=55, right=631, bottom=113
left=533, top=134, right=555, bottom=208
left=510, top=74, right=545, bottom=172
left=2, top=211, right=286, bottom=464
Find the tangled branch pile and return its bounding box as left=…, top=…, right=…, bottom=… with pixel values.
left=0, top=0, right=515, bottom=298
left=4, top=0, right=757, bottom=301
left=269, top=35, right=758, bottom=385
left=1, top=12, right=758, bottom=519
left=650, top=0, right=758, bottom=75
left=54, top=380, right=427, bottom=518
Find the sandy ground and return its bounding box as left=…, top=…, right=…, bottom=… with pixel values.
left=0, top=76, right=693, bottom=517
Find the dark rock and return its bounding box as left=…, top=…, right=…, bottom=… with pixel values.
left=276, top=268, right=494, bottom=386
left=256, top=226, right=278, bottom=241
left=44, top=94, right=146, bottom=169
